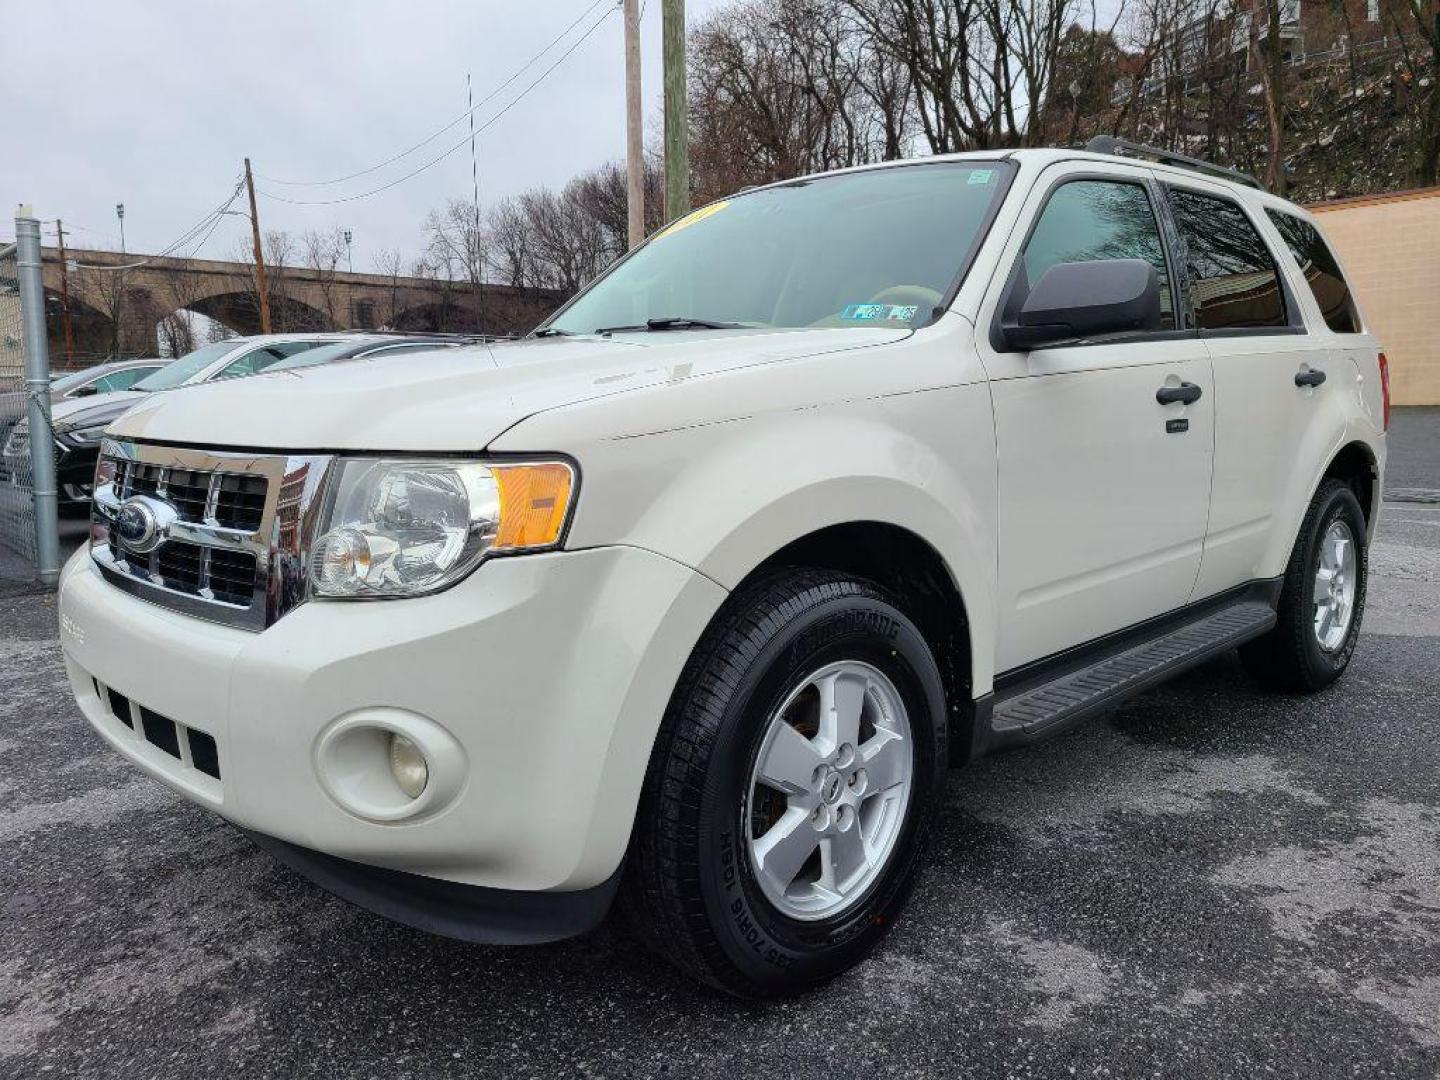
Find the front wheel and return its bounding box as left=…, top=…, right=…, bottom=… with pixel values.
left=621, top=570, right=947, bottom=997
left=1241, top=479, right=1369, bottom=692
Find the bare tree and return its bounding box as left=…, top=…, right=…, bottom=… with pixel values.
left=302, top=227, right=348, bottom=329
left=1249, top=0, right=1289, bottom=194
left=1397, top=0, right=1440, bottom=182
left=372, top=248, right=406, bottom=328
left=689, top=0, right=915, bottom=196
left=72, top=264, right=128, bottom=357
left=230, top=229, right=299, bottom=331
left=155, top=259, right=209, bottom=357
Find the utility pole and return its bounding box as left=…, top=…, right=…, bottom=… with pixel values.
left=468, top=73, right=485, bottom=334
left=662, top=0, right=689, bottom=223
left=624, top=0, right=645, bottom=248
left=244, top=157, right=272, bottom=333
left=54, top=219, right=76, bottom=367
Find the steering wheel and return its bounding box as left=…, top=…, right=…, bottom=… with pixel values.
left=867, top=285, right=944, bottom=312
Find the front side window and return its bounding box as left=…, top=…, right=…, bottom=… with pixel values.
left=1265, top=209, right=1361, bottom=333
left=546, top=162, right=1013, bottom=335
left=1166, top=187, right=1287, bottom=331
left=1020, top=178, right=1175, bottom=330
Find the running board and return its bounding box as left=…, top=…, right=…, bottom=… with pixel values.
left=985, top=600, right=1276, bottom=749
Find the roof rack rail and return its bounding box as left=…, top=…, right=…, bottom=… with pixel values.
left=1083, top=135, right=1264, bottom=191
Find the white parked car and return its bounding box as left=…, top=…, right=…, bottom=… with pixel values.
left=57, top=140, right=1387, bottom=997
left=5, top=334, right=387, bottom=505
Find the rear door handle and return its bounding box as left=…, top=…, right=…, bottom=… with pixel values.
left=1295, top=369, right=1327, bottom=388
left=1156, top=381, right=1203, bottom=405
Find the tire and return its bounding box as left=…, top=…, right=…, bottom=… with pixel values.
left=1240, top=479, right=1369, bottom=692
left=621, top=569, right=948, bottom=998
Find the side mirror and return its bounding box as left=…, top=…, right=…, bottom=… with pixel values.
left=72, top=385, right=98, bottom=397
left=1001, top=258, right=1162, bottom=350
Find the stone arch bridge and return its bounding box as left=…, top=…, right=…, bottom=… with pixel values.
left=40, top=247, right=569, bottom=362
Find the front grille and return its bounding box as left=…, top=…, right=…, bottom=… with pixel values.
left=114, top=459, right=268, bottom=532
left=91, top=439, right=331, bottom=630
left=153, top=541, right=258, bottom=607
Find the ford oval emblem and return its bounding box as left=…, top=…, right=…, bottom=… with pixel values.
left=115, top=496, right=164, bottom=553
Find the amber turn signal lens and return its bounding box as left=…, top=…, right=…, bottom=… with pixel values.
left=492, top=462, right=574, bottom=550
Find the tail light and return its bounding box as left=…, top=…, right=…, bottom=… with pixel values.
left=1378, top=351, right=1391, bottom=431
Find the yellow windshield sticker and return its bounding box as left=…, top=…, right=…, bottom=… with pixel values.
left=656, top=200, right=730, bottom=240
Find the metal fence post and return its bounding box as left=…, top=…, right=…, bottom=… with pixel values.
left=15, top=208, right=61, bottom=587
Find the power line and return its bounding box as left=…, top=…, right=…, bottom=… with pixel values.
left=66, top=175, right=247, bottom=271
left=259, top=0, right=613, bottom=188
left=260, top=3, right=619, bottom=208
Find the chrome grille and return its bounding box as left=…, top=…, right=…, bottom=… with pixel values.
left=91, top=439, right=332, bottom=630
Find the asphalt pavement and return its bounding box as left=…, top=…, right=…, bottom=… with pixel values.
left=1, top=417, right=1437, bottom=1078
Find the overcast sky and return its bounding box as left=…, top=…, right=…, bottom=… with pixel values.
left=3, top=0, right=726, bottom=267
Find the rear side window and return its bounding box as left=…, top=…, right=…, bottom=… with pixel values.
left=1166, top=187, right=1287, bottom=331
left=1023, top=179, right=1175, bottom=330
left=1265, top=210, right=1361, bottom=333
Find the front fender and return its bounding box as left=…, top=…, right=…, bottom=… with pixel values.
left=497, top=381, right=1000, bottom=696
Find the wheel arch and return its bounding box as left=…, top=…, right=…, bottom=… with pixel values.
left=1320, top=439, right=1381, bottom=533
left=731, top=520, right=981, bottom=765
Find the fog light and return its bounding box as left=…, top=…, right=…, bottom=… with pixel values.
left=387, top=732, right=428, bottom=799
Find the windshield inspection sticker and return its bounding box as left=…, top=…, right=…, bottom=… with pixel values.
left=841, top=303, right=920, bottom=322
left=968, top=169, right=996, bottom=185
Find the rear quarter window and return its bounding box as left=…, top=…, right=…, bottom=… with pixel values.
left=1265, top=209, right=1362, bottom=333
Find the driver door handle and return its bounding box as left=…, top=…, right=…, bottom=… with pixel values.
left=1156, top=381, right=1203, bottom=405
left=1295, top=369, right=1327, bottom=388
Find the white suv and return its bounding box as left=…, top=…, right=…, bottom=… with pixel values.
left=56, top=142, right=1388, bottom=997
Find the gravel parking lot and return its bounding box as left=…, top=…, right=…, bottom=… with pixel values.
left=2, top=416, right=1437, bottom=1079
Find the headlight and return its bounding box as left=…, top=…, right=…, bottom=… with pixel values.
left=308, top=458, right=575, bottom=599
left=58, top=423, right=109, bottom=448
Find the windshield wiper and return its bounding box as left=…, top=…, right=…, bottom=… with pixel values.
left=594, top=316, right=750, bottom=335
left=531, top=327, right=575, bottom=338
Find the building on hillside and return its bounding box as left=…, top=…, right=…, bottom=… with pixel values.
left=1310, top=186, right=1440, bottom=406
left=1113, top=0, right=1405, bottom=104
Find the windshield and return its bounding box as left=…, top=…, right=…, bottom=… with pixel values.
left=547, top=161, right=1013, bottom=336
left=132, top=340, right=242, bottom=391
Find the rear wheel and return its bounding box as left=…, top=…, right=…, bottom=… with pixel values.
left=1241, top=479, right=1369, bottom=692
left=621, top=570, right=947, bottom=997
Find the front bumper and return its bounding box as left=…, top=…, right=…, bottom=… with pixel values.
left=59, top=543, right=726, bottom=905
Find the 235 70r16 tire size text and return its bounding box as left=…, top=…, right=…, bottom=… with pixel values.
left=620, top=570, right=948, bottom=998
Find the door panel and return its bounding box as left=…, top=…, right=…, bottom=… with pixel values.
left=1192, top=334, right=1335, bottom=597
left=992, top=345, right=1214, bottom=669
left=976, top=162, right=1215, bottom=673
left=1162, top=182, right=1335, bottom=598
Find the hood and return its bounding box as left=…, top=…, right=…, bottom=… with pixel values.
left=51, top=389, right=149, bottom=427
left=52, top=393, right=146, bottom=433
left=107, top=327, right=908, bottom=452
